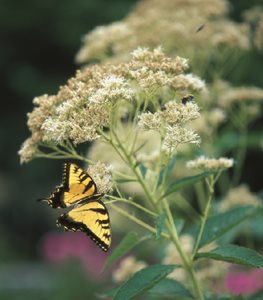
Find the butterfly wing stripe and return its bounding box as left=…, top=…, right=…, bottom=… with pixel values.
left=57, top=214, right=110, bottom=251
left=79, top=173, right=89, bottom=182
left=82, top=180, right=95, bottom=194
left=57, top=200, right=111, bottom=251
left=89, top=208, right=108, bottom=214
left=47, top=163, right=98, bottom=207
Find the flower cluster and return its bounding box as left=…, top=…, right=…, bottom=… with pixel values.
left=86, top=161, right=113, bottom=195
left=19, top=47, right=204, bottom=163
left=76, top=0, right=251, bottom=65
left=187, top=156, right=234, bottom=172
left=219, top=184, right=260, bottom=212
left=138, top=99, right=201, bottom=153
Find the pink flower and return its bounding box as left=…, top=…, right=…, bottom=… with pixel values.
left=39, top=231, right=108, bottom=278
left=225, top=268, right=263, bottom=295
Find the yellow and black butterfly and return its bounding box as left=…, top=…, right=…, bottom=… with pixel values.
left=39, top=163, right=111, bottom=252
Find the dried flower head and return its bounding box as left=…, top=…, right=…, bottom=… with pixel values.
left=187, top=156, right=234, bottom=172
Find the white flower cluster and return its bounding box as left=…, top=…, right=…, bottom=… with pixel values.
left=187, top=156, right=234, bottom=171
left=138, top=99, right=201, bottom=153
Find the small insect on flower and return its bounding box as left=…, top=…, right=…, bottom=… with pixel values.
left=38, top=163, right=112, bottom=252
left=181, top=94, right=194, bottom=105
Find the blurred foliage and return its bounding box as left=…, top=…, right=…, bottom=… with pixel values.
left=0, top=0, right=136, bottom=298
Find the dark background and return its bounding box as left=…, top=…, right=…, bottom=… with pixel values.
left=0, top=0, right=262, bottom=298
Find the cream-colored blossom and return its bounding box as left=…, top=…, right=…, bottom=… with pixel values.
left=18, top=134, right=40, bottom=164
left=211, top=21, right=250, bottom=50
left=20, top=47, right=204, bottom=163
left=42, top=104, right=109, bottom=144
left=76, top=21, right=133, bottom=63
left=76, top=0, right=249, bottom=66
left=89, top=75, right=134, bottom=104
left=86, top=162, right=113, bottom=195
left=163, top=125, right=201, bottom=153
left=112, top=256, right=147, bottom=283
left=191, top=108, right=226, bottom=136
left=219, top=184, right=260, bottom=212
left=207, top=108, right=226, bottom=126
left=137, top=112, right=163, bottom=131
left=171, top=74, right=206, bottom=92
left=187, top=156, right=234, bottom=171
left=219, top=86, right=263, bottom=107
left=161, top=100, right=200, bottom=124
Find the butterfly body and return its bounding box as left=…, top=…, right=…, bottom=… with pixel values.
left=40, top=163, right=111, bottom=252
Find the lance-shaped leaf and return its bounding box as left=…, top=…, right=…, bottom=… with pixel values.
left=148, top=278, right=193, bottom=299
left=190, top=206, right=259, bottom=251
left=113, top=264, right=176, bottom=300
left=104, top=231, right=140, bottom=270
left=162, top=171, right=213, bottom=199
left=196, top=245, right=263, bottom=268
left=157, top=155, right=177, bottom=187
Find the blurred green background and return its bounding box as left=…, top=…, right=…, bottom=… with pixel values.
left=0, top=0, right=262, bottom=299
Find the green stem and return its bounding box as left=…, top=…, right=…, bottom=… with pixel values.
left=109, top=203, right=170, bottom=240
left=112, top=128, right=156, bottom=210
left=192, top=176, right=215, bottom=257
left=102, top=127, right=204, bottom=299
left=105, top=196, right=157, bottom=217
left=163, top=199, right=204, bottom=300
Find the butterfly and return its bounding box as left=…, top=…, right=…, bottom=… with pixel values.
left=39, top=163, right=111, bottom=252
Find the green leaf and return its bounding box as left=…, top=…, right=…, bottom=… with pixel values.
left=138, top=163, right=147, bottom=178
left=249, top=288, right=263, bottom=300
left=190, top=206, right=258, bottom=250
left=157, top=155, right=177, bottom=187
left=196, top=245, right=263, bottom=268
left=148, top=278, right=193, bottom=299
left=155, top=212, right=166, bottom=240
left=97, top=287, right=119, bottom=299
left=113, top=264, right=175, bottom=300
left=104, top=231, right=140, bottom=270
left=162, top=172, right=213, bottom=198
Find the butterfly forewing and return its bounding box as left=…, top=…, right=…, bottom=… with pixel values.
left=63, top=163, right=98, bottom=205
left=57, top=199, right=111, bottom=252
left=45, top=163, right=98, bottom=208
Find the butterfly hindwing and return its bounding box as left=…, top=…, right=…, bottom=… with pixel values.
left=57, top=198, right=111, bottom=252
left=44, top=163, right=98, bottom=208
